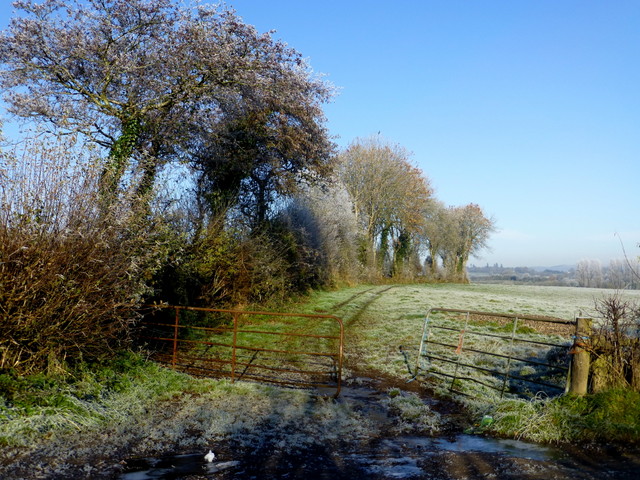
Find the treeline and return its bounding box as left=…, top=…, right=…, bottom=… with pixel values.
left=575, top=259, right=640, bottom=289
left=469, top=261, right=640, bottom=289
left=0, top=0, right=492, bottom=375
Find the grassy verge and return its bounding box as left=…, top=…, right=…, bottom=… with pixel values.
left=0, top=351, right=371, bottom=459
left=0, top=352, right=195, bottom=447
left=469, top=389, right=640, bottom=444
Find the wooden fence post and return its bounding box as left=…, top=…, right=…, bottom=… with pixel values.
left=569, top=317, right=591, bottom=395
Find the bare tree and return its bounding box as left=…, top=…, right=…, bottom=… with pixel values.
left=576, top=259, right=604, bottom=288
left=593, top=293, right=640, bottom=390
left=615, top=234, right=640, bottom=288
left=419, top=201, right=452, bottom=278
left=609, top=259, right=627, bottom=289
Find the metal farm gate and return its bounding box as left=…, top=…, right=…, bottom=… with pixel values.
left=138, top=305, right=344, bottom=397
left=412, top=308, right=577, bottom=399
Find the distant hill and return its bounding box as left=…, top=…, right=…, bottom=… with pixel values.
left=468, top=263, right=638, bottom=289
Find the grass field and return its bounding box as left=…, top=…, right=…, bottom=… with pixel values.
left=147, top=283, right=637, bottom=400
left=294, top=283, right=640, bottom=384
left=291, top=283, right=640, bottom=443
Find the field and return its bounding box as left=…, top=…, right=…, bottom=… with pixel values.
left=296, top=283, right=639, bottom=385
left=2, top=283, right=640, bottom=479
left=142, top=282, right=640, bottom=405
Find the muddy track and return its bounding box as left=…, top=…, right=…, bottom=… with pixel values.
left=327, top=286, right=380, bottom=312
left=120, top=375, right=640, bottom=480
left=3, top=370, right=640, bottom=480
left=107, top=287, right=640, bottom=479
left=122, top=375, right=640, bottom=480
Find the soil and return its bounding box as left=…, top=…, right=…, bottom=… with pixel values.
left=2, top=371, right=640, bottom=480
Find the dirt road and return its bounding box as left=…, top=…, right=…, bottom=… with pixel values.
left=117, top=374, right=640, bottom=480
left=4, top=373, right=638, bottom=480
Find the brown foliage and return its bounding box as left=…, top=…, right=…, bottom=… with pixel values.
left=0, top=138, right=167, bottom=374
left=337, top=136, right=434, bottom=278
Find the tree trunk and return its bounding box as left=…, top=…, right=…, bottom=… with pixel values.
left=100, top=116, right=141, bottom=205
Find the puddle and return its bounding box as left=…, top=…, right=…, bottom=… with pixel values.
left=119, top=434, right=563, bottom=479
left=432, top=434, right=563, bottom=461
left=390, top=434, right=563, bottom=461
left=119, top=379, right=565, bottom=479
left=120, top=454, right=240, bottom=479
left=345, top=454, right=424, bottom=479
left=341, top=434, right=565, bottom=479
left=337, top=379, right=564, bottom=462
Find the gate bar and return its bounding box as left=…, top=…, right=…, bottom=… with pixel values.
left=140, top=304, right=344, bottom=397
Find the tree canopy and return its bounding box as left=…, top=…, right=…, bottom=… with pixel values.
left=0, top=0, right=334, bottom=206
left=0, top=1, right=498, bottom=341
left=337, top=136, right=434, bottom=273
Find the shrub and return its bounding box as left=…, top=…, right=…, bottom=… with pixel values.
left=0, top=137, right=170, bottom=374
left=154, top=214, right=327, bottom=310
left=591, top=293, right=640, bottom=391
left=480, top=389, right=640, bottom=444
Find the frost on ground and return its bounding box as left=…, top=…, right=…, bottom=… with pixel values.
left=385, top=388, right=442, bottom=435
left=0, top=378, right=374, bottom=479
left=3, top=375, right=640, bottom=480
left=0, top=370, right=454, bottom=479
left=3, top=284, right=640, bottom=478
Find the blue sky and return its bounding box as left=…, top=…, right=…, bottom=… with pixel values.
left=2, top=1, right=638, bottom=267
left=228, top=0, right=640, bottom=267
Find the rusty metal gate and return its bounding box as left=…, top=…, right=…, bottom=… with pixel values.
left=138, top=305, right=344, bottom=397
left=412, top=308, right=577, bottom=399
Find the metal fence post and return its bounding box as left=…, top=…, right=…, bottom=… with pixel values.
left=231, top=311, right=238, bottom=383
left=172, top=306, right=180, bottom=369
